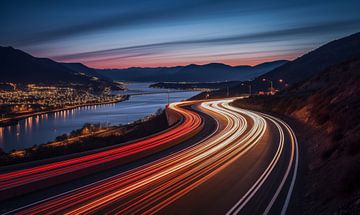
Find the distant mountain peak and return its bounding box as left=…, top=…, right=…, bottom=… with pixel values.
left=98, top=60, right=287, bottom=82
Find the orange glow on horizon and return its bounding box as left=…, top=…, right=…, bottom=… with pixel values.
left=73, top=52, right=300, bottom=69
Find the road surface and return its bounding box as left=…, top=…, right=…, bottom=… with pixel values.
left=0, top=100, right=203, bottom=200
left=1, top=98, right=299, bottom=214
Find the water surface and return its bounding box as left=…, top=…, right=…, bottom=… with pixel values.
left=0, top=83, right=198, bottom=152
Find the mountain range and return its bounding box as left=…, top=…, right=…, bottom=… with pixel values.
left=0, top=45, right=287, bottom=88
left=3, top=31, right=360, bottom=95
left=98, top=60, right=288, bottom=82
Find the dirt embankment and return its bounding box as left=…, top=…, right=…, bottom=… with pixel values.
left=234, top=58, right=360, bottom=214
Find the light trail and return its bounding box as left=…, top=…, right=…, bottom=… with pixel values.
left=0, top=100, right=203, bottom=200
left=226, top=113, right=285, bottom=215
left=226, top=110, right=299, bottom=215
left=4, top=98, right=299, bottom=215
left=9, top=99, right=269, bottom=214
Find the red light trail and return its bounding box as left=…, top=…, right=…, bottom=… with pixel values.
left=0, top=100, right=203, bottom=200
left=6, top=99, right=299, bottom=215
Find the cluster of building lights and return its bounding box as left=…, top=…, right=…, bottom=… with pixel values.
left=0, top=84, right=124, bottom=108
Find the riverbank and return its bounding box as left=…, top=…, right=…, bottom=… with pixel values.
left=0, top=95, right=129, bottom=127
left=0, top=108, right=171, bottom=167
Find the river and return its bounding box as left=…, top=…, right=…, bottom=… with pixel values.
left=0, top=83, right=198, bottom=152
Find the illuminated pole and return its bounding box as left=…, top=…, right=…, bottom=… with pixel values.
left=262, top=78, right=274, bottom=94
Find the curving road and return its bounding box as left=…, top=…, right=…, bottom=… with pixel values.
left=1, top=98, right=299, bottom=214
left=0, top=100, right=203, bottom=201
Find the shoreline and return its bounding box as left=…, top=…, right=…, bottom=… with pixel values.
left=0, top=108, right=174, bottom=168
left=0, top=95, right=130, bottom=127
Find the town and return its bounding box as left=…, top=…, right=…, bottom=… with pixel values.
left=0, top=83, right=127, bottom=118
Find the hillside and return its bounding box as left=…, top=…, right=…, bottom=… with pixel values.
left=0, top=46, right=122, bottom=91
left=233, top=57, right=360, bottom=213
left=194, top=32, right=360, bottom=98
left=61, top=62, right=112, bottom=81
left=253, top=32, right=360, bottom=91
left=98, top=60, right=288, bottom=82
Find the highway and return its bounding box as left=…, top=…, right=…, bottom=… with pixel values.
left=0, top=100, right=203, bottom=201
left=1, top=98, right=299, bottom=214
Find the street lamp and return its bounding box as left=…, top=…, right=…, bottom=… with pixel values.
left=262, top=78, right=273, bottom=94
left=241, top=82, right=252, bottom=96
left=278, top=79, right=288, bottom=88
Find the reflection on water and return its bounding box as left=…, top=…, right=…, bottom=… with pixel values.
left=0, top=83, right=198, bottom=152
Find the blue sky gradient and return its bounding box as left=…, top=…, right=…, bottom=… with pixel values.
left=1, top=0, right=359, bottom=68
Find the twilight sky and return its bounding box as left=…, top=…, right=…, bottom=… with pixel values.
left=1, top=0, right=360, bottom=68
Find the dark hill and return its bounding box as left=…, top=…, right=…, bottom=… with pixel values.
left=0, top=46, right=88, bottom=84
left=0, top=46, right=122, bottom=91
left=193, top=32, right=360, bottom=98
left=61, top=62, right=112, bottom=81
left=253, top=32, right=360, bottom=91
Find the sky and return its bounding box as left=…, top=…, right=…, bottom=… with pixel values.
left=1, top=0, right=360, bottom=68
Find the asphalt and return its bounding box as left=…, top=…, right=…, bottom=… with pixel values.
left=0, top=104, right=218, bottom=213
left=158, top=106, right=294, bottom=214
left=0, top=100, right=300, bottom=215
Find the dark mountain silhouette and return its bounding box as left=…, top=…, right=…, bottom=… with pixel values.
left=0, top=46, right=122, bottom=90
left=0, top=46, right=85, bottom=84
left=61, top=62, right=112, bottom=81
left=98, top=60, right=288, bottom=82
left=252, top=31, right=360, bottom=91
left=98, top=66, right=182, bottom=82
